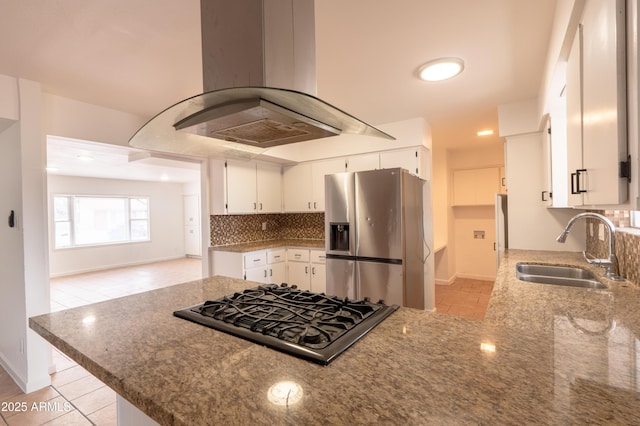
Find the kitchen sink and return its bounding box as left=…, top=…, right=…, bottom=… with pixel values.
left=515, top=263, right=607, bottom=289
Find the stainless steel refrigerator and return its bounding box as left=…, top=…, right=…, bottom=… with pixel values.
left=325, top=168, right=425, bottom=309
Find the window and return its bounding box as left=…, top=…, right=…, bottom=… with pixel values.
left=53, top=195, right=150, bottom=248
left=632, top=211, right=640, bottom=228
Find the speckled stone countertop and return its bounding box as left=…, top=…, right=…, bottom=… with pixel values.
left=210, top=239, right=324, bottom=253
left=30, top=249, right=640, bottom=425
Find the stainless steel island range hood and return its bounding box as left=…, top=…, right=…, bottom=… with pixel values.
left=129, top=0, right=394, bottom=160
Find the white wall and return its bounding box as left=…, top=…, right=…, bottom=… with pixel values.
left=43, top=93, right=146, bottom=148
left=0, top=77, right=51, bottom=393
left=48, top=175, right=187, bottom=276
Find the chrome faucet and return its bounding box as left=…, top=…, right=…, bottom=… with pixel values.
left=556, top=212, right=623, bottom=280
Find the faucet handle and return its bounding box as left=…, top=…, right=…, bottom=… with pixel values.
left=582, top=251, right=611, bottom=266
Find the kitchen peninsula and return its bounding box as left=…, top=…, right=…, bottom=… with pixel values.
left=30, top=250, right=640, bottom=425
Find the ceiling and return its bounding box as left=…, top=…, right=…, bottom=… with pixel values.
left=0, top=0, right=557, bottom=182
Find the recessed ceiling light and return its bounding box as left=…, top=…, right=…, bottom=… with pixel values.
left=477, top=130, right=494, bottom=136
left=417, top=57, right=464, bottom=81
left=76, top=154, right=94, bottom=161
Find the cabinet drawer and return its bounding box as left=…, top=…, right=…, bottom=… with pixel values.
left=287, top=248, right=309, bottom=262
left=310, top=250, right=326, bottom=264
left=267, top=249, right=286, bottom=264
left=244, top=251, right=266, bottom=268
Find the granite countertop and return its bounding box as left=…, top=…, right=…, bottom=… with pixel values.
left=30, top=249, right=640, bottom=425
left=210, top=239, right=324, bottom=253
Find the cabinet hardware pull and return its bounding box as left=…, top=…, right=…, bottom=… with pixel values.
left=264, top=270, right=267, bottom=277
left=308, top=202, right=311, bottom=209
left=305, top=266, right=308, bottom=274
left=576, top=169, right=587, bottom=193
left=313, top=202, right=317, bottom=209
left=260, top=203, right=263, bottom=210
left=253, top=202, right=257, bottom=210
left=541, top=191, right=548, bottom=202
left=269, top=269, right=272, bottom=276
left=312, top=267, right=315, bottom=275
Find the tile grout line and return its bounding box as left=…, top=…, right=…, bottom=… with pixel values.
left=47, top=384, right=97, bottom=426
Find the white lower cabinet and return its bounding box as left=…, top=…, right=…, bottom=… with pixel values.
left=309, top=250, right=326, bottom=294
left=215, top=249, right=285, bottom=284
left=211, top=247, right=325, bottom=290
left=286, top=249, right=326, bottom=293
left=286, top=248, right=311, bottom=290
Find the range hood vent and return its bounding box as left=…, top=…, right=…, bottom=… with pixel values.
left=129, top=0, right=394, bottom=160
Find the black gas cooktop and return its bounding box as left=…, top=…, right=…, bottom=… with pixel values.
left=173, top=283, right=398, bottom=365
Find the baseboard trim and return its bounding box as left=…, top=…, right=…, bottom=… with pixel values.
left=49, top=255, right=192, bottom=278
left=435, top=275, right=457, bottom=286
left=455, top=273, right=496, bottom=282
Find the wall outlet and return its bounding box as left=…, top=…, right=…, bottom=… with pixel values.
left=598, top=223, right=605, bottom=241
left=473, top=230, right=485, bottom=239
left=262, top=222, right=267, bottom=231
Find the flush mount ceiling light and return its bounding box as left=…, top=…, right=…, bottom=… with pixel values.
left=477, top=130, right=494, bottom=136
left=417, top=57, right=465, bottom=81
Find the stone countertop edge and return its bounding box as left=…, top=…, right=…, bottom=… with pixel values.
left=29, top=249, right=640, bottom=425
left=209, top=238, right=325, bottom=252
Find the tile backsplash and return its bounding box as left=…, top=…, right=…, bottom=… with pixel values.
left=210, top=213, right=324, bottom=246
left=586, top=211, right=640, bottom=286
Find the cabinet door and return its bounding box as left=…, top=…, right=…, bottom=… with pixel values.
left=226, top=160, right=257, bottom=213
left=346, top=154, right=379, bottom=172
left=287, top=262, right=310, bottom=290
left=310, top=263, right=326, bottom=294
left=268, top=262, right=286, bottom=284
left=311, top=159, right=345, bottom=211
left=380, top=149, right=419, bottom=176
left=283, top=163, right=312, bottom=212
left=566, top=26, right=584, bottom=206
left=245, top=266, right=267, bottom=283
left=452, top=168, right=499, bottom=206
left=256, top=162, right=282, bottom=213
left=580, top=0, right=628, bottom=205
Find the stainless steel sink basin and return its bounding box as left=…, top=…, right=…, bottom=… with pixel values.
left=515, top=263, right=607, bottom=289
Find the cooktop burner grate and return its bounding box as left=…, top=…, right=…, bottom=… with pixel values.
left=173, top=283, right=398, bottom=365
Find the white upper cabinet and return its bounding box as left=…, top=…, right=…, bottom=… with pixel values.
left=210, top=160, right=282, bottom=214
left=566, top=0, right=629, bottom=207
left=379, top=148, right=428, bottom=179
left=256, top=162, right=283, bottom=213
left=345, top=153, right=379, bottom=172
left=283, top=158, right=345, bottom=212
left=452, top=167, right=500, bottom=206
left=226, top=160, right=258, bottom=213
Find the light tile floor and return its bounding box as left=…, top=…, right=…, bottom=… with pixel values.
left=0, top=257, right=201, bottom=426
left=435, top=277, right=494, bottom=320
